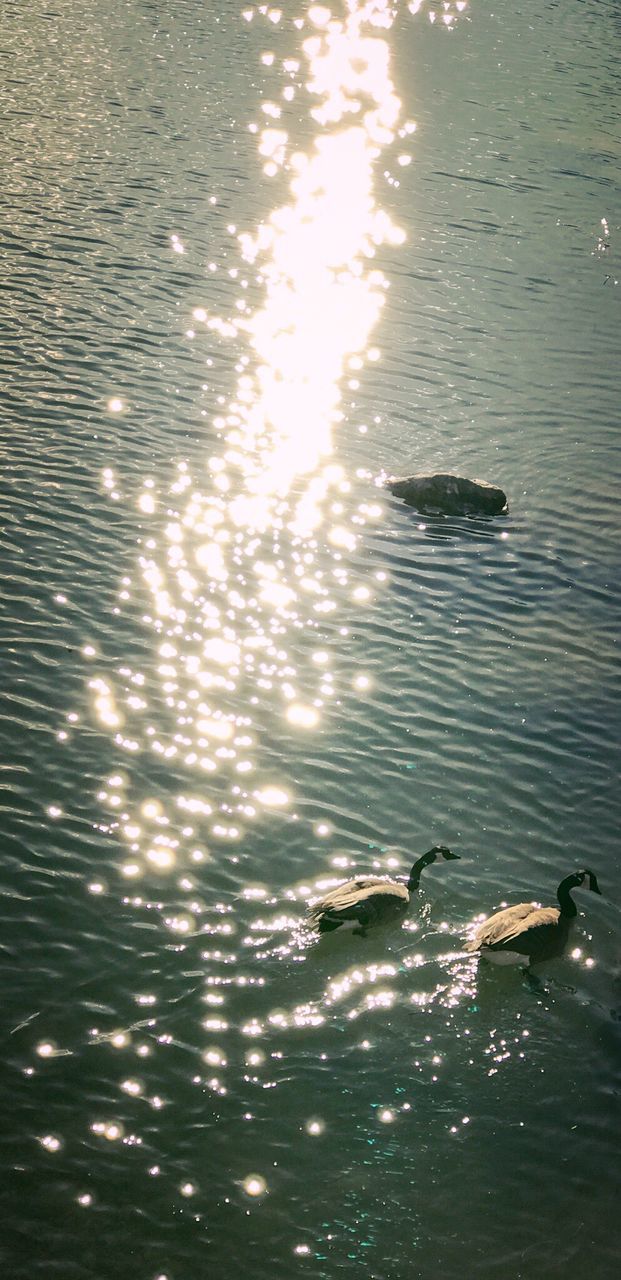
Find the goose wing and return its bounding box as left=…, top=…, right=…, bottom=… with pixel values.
left=309, top=877, right=408, bottom=925
left=469, top=903, right=561, bottom=952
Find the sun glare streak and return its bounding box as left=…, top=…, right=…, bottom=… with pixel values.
left=88, top=2, right=473, bottom=882
left=230, top=7, right=408, bottom=511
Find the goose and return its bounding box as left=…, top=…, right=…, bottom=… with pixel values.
left=465, top=868, right=602, bottom=967
left=308, top=845, right=459, bottom=936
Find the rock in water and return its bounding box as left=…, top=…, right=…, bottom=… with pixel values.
left=387, top=473, right=507, bottom=517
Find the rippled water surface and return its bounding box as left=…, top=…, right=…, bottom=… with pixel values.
left=1, top=2, right=620, bottom=1277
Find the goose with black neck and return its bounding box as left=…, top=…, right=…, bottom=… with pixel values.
left=465, top=869, right=602, bottom=968
left=308, top=845, right=459, bottom=938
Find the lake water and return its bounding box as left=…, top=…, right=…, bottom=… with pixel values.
left=1, top=2, right=620, bottom=1277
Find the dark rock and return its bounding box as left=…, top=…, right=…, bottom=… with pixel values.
left=387, top=473, right=507, bottom=517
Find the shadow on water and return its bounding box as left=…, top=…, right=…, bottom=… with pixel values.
left=384, top=497, right=514, bottom=545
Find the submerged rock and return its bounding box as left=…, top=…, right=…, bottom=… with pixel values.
left=387, top=473, right=508, bottom=517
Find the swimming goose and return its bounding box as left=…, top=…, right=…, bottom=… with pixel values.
left=465, top=868, right=602, bottom=966
left=308, top=845, right=458, bottom=936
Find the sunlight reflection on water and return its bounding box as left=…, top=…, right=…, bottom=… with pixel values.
left=77, top=0, right=531, bottom=1248
left=6, top=0, right=620, bottom=1272
left=91, top=0, right=449, bottom=885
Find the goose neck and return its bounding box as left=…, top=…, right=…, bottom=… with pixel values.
left=407, top=853, right=430, bottom=891
left=557, top=877, right=578, bottom=918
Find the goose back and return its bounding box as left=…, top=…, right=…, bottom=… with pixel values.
left=308, top=876, right=409, bottom=931
left=466, top=903, right=566, bottom=961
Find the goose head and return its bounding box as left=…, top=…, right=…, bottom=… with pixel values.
left=564, top=868, right=602, bottom=895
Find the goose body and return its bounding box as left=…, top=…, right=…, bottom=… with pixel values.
left=308, top=845, right=458, bottom=936
left=465, top=868, right=601, bottom=966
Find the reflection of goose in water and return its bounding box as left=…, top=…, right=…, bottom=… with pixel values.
left=308, top=845, right=459, bottom=937
left=465, top=869, right=602, bottom=967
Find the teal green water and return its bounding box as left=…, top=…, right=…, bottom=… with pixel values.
left=1, top=3, right=620, bottom=1278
